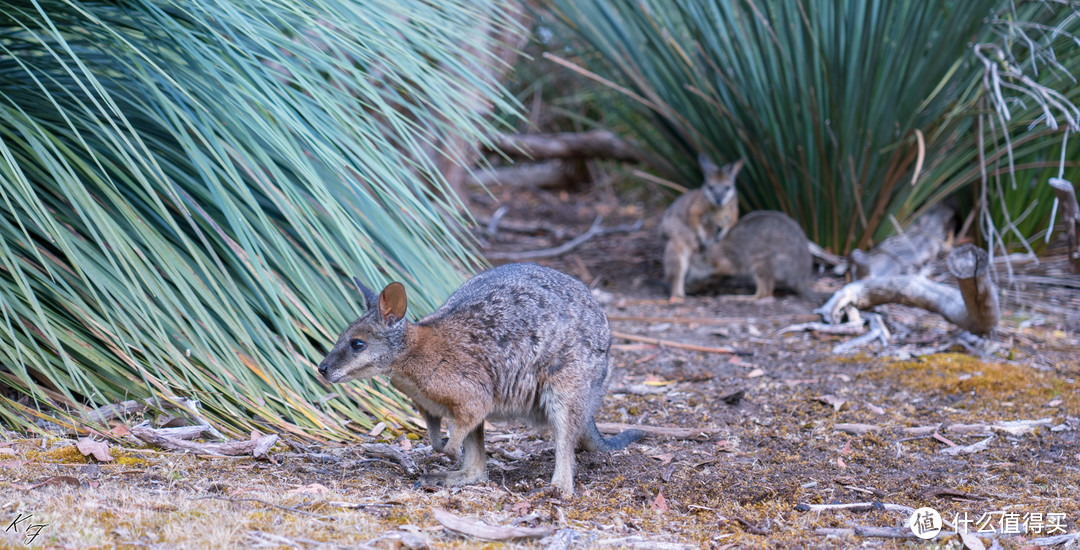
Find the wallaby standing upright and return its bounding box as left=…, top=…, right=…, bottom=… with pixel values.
left=660, top=156, right=744, bottom=300
left=702, top=210, right=814, bottom=298
left=318, top=263, right=644, bottom=495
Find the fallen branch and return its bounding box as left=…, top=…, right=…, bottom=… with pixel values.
left=831, top=313, right=890, bottom=353
left=471, top=160, right=574, bottom=190
left=486, top=130, right=642, bottom=162
left=818, top=244, right=999, bottom=334
left=486, top=217, right=642, bottom=261
left=595, top=422, right=716, bottom=440
left=359, top=443, right=417, bottom=475
left=85, top=400, right=148, bottom=423
left=816, top=526, right=923, bottom=539
left=132, top=427, right=278, bottom=458
left=610, top=331, right=735, bottom=354
left=1029, top=531, right=1080, bottom=546
left=851, top=203, right=956, bottom=279
left=1049, top=178, right=1080, bottom=273
left=431, top=508, right=553, bottom=541
left=795, top=502, right=915, bottom=515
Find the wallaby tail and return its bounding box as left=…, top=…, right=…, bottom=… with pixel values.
left=580, top=421, right=646, bottom=452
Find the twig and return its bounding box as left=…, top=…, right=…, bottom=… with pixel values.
left=795, top=502, right=915, bottom=515
left=831, top=313, right=889, bottom=353
left=191, top=495, right=333, bottom=520
left=358, top=443, right=417, bottom=475
left=595, top=422, right=715, bottom=440
left=609, top=314, right=820, bottom=325
left=485, top=217, right=642, bottom=261
left=486, top=205, right=509, bottom=237
left=1029, top=531, right=1080, bottom=546
left=132, top=427, right=278, bottom=458
left=610, top=331, right=735, bottom=354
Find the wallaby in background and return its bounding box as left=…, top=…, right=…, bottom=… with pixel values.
left=660, top=156, right=744, bottom=300
left=318, top=263, right=645, bottom=495
left=698, top=210, right=814, bottom=299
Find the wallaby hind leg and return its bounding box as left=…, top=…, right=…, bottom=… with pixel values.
left=752, top=270, right=775, bottom=299
left=418, top=423, right=487, bottom=488
left=663, top=240, right=690, bottom=299
left=420, top=408, right=446, bottom=453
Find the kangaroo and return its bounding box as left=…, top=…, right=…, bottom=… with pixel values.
left=660, top=156, right=744, bottom=300
left=700, top=210, right=814, bottom=299
left=318, top=263, right=644, bottom=495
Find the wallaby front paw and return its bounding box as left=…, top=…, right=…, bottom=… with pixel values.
left=417, top=472, right=448, bottom=489
left=430, top=436, right=449, bottom=453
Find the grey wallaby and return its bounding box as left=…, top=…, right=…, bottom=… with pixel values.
left=660, top=155, right=744, bottom=300
left=318, top=263, right=645, bottom=495
left=698, top=210, right=814, bottom=298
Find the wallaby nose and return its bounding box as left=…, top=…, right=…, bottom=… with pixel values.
left=317, top=362, right=328, bottom=376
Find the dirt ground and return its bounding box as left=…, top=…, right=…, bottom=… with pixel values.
left=2, top=184, right=1079, bottom=549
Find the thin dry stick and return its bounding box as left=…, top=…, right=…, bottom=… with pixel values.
left=610, top=331, right=735, bottom=354
left=609, top=314, right=819, bottom=325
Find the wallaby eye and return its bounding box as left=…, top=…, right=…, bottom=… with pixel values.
left=349, top=339, right=366, bottom=352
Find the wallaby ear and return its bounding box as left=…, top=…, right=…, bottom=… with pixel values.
left=353, top=277, right=379, bottom=311
left=725, top=158, right=746, bottom=178
left=378, top=282, right=408, bottom=326
left=698, top=153, right=718, bottom=175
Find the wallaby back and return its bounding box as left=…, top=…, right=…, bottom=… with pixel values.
left=318, top=263, right=643, bottom=495
left=660, top=157, right=744, bottom=299
left=704, top=210, right=813, bottom=298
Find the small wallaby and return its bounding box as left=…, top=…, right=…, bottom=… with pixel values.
left=318, top=263, right=644, bottom=495
left=700, top=210, right=814, bottom=298
left=660, top=155, right=744, bottom=300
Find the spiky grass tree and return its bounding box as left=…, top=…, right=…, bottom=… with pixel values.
left=546, top=0, right=1080, bottom=254
left=0, top=0, right=519, bottom=440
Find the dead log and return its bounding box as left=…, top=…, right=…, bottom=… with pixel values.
left=851, top=203, right=957, bottom=279
left=1049, top=178, right=1080, bottom=273
left=487, top=130, right=643, bottom=162
left=818, top=244, right=999, bottom=334
left=470, top=160, right=574, bottom=190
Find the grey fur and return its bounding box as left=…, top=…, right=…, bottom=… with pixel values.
left=319, top=263, right=644, bottom=495
left=701, top=210, right=814, bottom=298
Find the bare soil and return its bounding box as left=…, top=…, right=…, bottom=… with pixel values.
left=2, top=184, right=1078, bottom=549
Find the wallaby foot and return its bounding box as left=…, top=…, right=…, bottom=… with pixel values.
left=417, top=467, right=488, bottom=489
left=418, top=423, right=486, bottom=490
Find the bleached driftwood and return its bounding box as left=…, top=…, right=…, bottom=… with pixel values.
left=850, top=203, right=956, bottom=279
left=818, top=244, right=999, bottom=335
left=1049, top=178, right=1080, bottom=273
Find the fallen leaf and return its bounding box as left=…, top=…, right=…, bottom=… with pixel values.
left=940, top=435, right=994, bottom=456
left=720, top=390, right=745, bottom=405
left=865, top=403, right=885, bottom=415
left=287, top=483, right=329, bottom=495
left=1046, top=399, right=1063, bottom=407
left=816, top=395, right=846, bottom=411
left=430, top=508, right=552, bottom=541
left=110, top=424, right=132, bottom=437
left=76, top=438, right=113, bottom=462
left=834, top=423, right=881, bottom=435
left=400, top=438, right=413, bottom=451
left=650, top=453, right=675, bottom=466
left=368, top=422, right=387, bottom=437
left=837, top=457, right=846, bottom=469
left=746, top=368, right=766, bottom=378
left=959, top=530, right=987, bottom=550
left=714, top=440, right=737, bottom=453
left=644, top=374, right=675, bottom=386
left=651, top=490, right=669, bottom=514
left=510, top=501, right=531, bottom=515
left=840, top=441, right=852, bottom=455
left=23, top=476, right=80, bottom=490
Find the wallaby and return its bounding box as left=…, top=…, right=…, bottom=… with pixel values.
left=660, top=155, right=744, bottom=300
left=700, top=210, right=814, bottom=298
left=318, top=263, right=645, bottom=495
